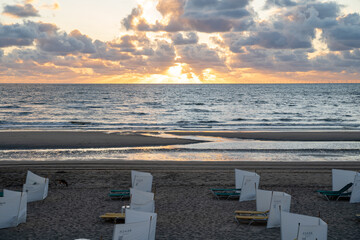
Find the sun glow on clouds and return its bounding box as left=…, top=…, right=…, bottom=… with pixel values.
left=136, top=0, right=162, bottom=25
left=308, top=28, right=330, bottom=59
left=1, top=0, right=360, bottom=83
left=142, top=63, right=202, bottom=84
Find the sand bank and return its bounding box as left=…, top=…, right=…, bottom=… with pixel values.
left=1, top=130, right=359, bottom=150
left=1, top=161, right=360, bottom=239
left=0, top=131, right=203, bottom=150
left=167, top=130, right=360, bottom=141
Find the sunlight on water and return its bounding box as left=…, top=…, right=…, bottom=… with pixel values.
left=1, top=136, right=359, bottom=162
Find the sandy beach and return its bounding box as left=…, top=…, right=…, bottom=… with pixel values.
left=1, top=130, right=360, bottom=239
left=1, top=161, right=360, bottom=239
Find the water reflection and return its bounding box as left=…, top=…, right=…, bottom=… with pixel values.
left=0, top=136, right=359, bottom=162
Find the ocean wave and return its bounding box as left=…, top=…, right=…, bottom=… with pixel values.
left=272, top=112, right=294, bottom=115
left=0, top=105, right=21, bottom=109
left=198, top=120, right=220, bottom=124
left=278, top=118, right=295, bottom=122
left=184, top=102, right=205, bottom=106
left=16, top=112, right=32, bottom=116
left=128, top=112, right=147, bottom=116
left=189, top=108, right=211, bottom=113
left=1, top=84, right=360, bottom=131
left=318, top=118, right=344, bottom=122
left=144, top=102, right=162, bottom=106
left=70, top=121, right=92, bottom=125
left=232, top=118, right=247, bottom=121
left=254, top=100, right=268, bottom=104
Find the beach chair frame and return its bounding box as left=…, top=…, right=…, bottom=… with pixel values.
left=317, top=182, right=353, bottom=201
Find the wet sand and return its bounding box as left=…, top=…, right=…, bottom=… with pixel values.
left=1, top=161, right=360, bottom=239
left=0, top=131, right=203, bottom=149
left=167, top=130, right=360, bottom=141
left=1, top=130, right=360, bottom=150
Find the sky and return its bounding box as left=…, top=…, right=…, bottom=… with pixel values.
left=1, top=0, right=360, bottom=84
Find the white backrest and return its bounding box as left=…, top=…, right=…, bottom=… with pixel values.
left=235, top=169, right=259, bottom=189
left=130, top=188, right=155, bottom=213
left=332, top=169, right=356, bottom=191
left=125, top=209, right=157, bottom=240
left=131, top=171, right=153, bottom=192
left=24, top=171, right=49, bottom=202
left=113, top=220, right=150, bottom=240
left=281, top=211, right=327, bottom=240
left=239, top=175, right=260, bottom=202
left=350, top=173, right=360, bottom=203
left=298, top=224, right=328, bottom=240
left=267, top=191, right=291, bottom=228
left=256, top=189, right=272, bottom=212
left=130, top=200, right=155, bottom=213
left=26, top=171, right=46, bottom=185
left=130, top=188, right=154, bottom=203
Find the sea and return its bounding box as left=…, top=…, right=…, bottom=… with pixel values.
left=1, top=83, right=359, bottom=162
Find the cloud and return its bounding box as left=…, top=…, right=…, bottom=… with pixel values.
left=42, top=2, right=60, bottom=10
left=122, top=0, right=254, bottom=33
left=90, top=40, right=132, bottom=61
left=225, top=1, right=342, bottom=52
left=264, top=0, right=298, bottom=8
left=37, top=30, right=96, bottom=55
left=0, top=21, right=57, bottom=48
left=3, top=3, right=40, bottom=18
left=176, top=43, right=225, bottom=72
left=171, top=32, right=198, bottom=45
left=224, top=0, right=360, bottom=75
left=1, top=0, right=360, bottom=83
left=322, top=13, right=360, bottom=51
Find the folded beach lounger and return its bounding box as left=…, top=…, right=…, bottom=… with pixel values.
left=110, top=189, right=130, bottom=192
left=212, top=190, right=241, bottom=199
left=317, top=182, right=353, bottom=201
left=210, top=188, right=241, bottom=200
left=108, top=191, right=130, bottom=200
left=211, top=188, right=240, bottom=191
left=100, top=213, right=125, bottom=223
left=234, top=210, right=269, bottom=215
left=234, top=190, right=291, bottom=228
left=234, top=210, right=269, bottom=225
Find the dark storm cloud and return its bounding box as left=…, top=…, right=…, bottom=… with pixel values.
left=3, top=4, right=40, bottom=18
